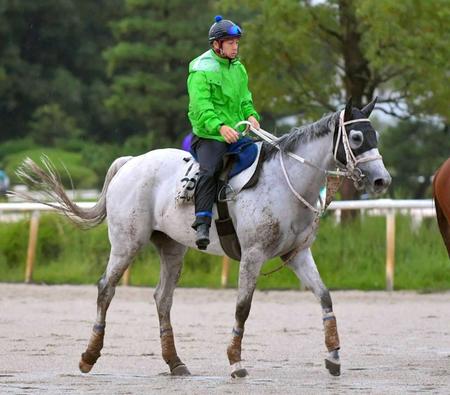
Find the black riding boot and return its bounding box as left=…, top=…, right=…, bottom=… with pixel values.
left=195, top=223, right=210, bottom=250
left=190, top=137, right=227, bottom=251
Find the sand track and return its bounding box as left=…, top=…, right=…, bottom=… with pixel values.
left=1, top=284, right=449, bottom=394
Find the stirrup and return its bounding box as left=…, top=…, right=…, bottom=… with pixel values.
left=218, top=183, right=236, bottom=202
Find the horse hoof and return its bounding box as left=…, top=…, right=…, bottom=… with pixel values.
left=230, top=361, right=248, bottom=378
left=231, top=368, right=248, bottom=378
left=325, top=358, right=341, bottom=376
left=79, top=359, right=94, bottom=374
left=171, top=364, right=191, bottom=376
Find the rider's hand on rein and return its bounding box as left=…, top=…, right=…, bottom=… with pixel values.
left=220, top=125, right=240, bottom=144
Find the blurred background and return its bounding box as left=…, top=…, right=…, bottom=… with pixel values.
left=0, top=0, right=448, bottom=288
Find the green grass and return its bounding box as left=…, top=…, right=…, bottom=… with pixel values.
left=0, top=213, right=448, bottom=290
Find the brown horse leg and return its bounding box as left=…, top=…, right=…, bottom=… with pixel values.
left=151, top=232, right=190, bottom=376
left=435, top=198, right=450, bottom=258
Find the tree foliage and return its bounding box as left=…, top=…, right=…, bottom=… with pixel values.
left=104, top=0, right=215, bottom=141
left=224, top=0, right=450, bottom=121
left=0, top=0, right=447, bottom=197
left=0, top=0, right=122, bottom=143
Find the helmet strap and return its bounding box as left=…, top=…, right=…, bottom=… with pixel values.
left=213, top=40, right=234, bottom=59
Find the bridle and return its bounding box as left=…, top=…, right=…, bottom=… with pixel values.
left=333, top=110, right=382, bottom=191
left=235, top=109, right=383, bottom=216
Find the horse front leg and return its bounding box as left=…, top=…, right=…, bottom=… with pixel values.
left=285, top=248, right=341, bottom=376
left=227, top=255, right=263, bottom=378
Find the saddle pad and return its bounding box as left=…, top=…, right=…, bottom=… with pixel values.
left=175, top=142, right=263, bottom=205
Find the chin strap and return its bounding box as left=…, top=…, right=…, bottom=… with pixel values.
left=213, top=42, right=237, bottom=60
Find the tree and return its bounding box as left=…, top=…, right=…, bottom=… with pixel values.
left=224, top=0, right=450, bottom=205
left=28, top=103, right=83, bottom=147
left=104, top=0, right=215, bottom=142
left=0, top=1, right=122, bottom=142
left=224, top=0, right=449, bottom=120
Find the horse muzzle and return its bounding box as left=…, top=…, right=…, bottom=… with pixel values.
left=357, top=160, right=391, bottom=195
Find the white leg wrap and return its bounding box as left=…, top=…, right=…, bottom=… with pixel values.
left=230, top=361, right=243, bottom=373
left=327, top=349, right=340, bottom=363
left=323, top=311, right=335, bottom=320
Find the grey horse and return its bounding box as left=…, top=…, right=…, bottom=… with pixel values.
left=17, top=98, right=390, bottom=378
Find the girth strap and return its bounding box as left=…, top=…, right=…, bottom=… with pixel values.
left=215, top=156, right=242, bottom=261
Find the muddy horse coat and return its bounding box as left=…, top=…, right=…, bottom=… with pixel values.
left=16, top=99, right=391, bottom=378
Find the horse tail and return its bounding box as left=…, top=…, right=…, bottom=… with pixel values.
left=15, top=155, right=133, bottom=229
left=432, top=164, right=450, bottom=258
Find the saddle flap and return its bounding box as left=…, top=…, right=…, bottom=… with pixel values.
left=215, top=217, right=241, bottom=261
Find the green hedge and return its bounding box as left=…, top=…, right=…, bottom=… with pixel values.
left=0, top=213, right=448, bottom=290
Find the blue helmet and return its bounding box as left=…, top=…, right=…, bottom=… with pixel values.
left=208, top=15, right=242, bottom=43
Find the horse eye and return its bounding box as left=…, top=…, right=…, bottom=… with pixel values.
left=349, top=130, right=363, bottom=149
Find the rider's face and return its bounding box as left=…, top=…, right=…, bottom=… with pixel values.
left=214, top=38, right=239, bottom=58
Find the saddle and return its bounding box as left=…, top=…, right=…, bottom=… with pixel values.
left=176, top=140, right=265, bottom=260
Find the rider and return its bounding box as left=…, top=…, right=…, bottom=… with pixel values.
left=187, top=15, right=260, bottom=250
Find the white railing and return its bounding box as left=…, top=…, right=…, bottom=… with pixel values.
left=0, top=199, right=436, bottom=290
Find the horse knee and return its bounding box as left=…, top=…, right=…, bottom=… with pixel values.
left=235, top=296, right=253, bottom=326
left=97, top=274, right=116, bottom=306
left=153, top=287, right=162, bottom=308
left=320, top=289, right=333, bottom=312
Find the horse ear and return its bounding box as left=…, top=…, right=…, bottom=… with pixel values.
left=344, top=97, right=353, bottom=121
left=361, top=96, right=378, bottom=118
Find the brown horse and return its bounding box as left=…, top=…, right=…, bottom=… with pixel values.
left=433, top=157, right=450, bottom=257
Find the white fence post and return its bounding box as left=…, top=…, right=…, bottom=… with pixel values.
left=385, top=210, right=396, bottom=292
left=221, top=256, right=230, bottom=288
left=25, top=211, right=40, bottom=283
left=122, top=267, right=131, bottom=286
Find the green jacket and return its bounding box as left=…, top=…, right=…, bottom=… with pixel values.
left=187, top=49, right=260, bottom=142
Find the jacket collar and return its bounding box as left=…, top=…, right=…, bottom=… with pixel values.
left=210, top=49, right=239, bottom=65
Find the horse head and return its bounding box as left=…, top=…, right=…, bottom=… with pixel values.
left=333, top=97, right=391, bottom=195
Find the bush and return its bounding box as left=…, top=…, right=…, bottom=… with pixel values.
left=0, top=138, right=37, bottom=162
left=4, top=148, right=98, bottom=188
left=0, top=213, right=448, bottom=290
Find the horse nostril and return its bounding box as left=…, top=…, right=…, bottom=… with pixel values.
left=374, top=178, right=385, bottom=188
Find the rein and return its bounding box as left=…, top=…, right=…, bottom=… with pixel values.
left=235, top=110, right=382, bottom=216
left=234, top=112, right=382, bottom=277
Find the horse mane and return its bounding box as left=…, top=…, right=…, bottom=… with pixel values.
left=262, top=112, right=340, bottom=160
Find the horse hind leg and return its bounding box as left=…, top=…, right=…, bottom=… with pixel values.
left=151, top=231, right=190, bottom=376
left=285, top=248, right=341, bottom=376
left=435, top=197, right=450, bottom=258
left=79, top=249, right=137, bottom=373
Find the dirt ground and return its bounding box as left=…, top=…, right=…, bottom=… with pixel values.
left=1, top=284, right=449, bottom=394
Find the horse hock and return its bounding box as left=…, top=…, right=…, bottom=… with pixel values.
left=79, top=324, right=105, bottom=373
left=160, top=327, right=190, bottom=376
left=323, top=312, right=341, bottom=376
left=227, top=327, right=248, bottom=378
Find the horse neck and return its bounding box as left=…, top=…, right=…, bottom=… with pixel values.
left=280, top=131, right=335, bottom=204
